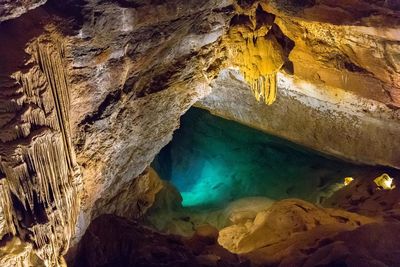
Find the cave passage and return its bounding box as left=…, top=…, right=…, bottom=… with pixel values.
left=152, top=107, right=371, bottom=209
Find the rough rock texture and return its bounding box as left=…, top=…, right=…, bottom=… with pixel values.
left=199, top=0, right=400, bottom=167
left=75, top=196, right=400, bottom=267
left=244, top=221, right=400, bottom=267
left=73, top=214, right=247, bottom=267
left=262, top=0, right=400, bottom=106
left=324, top=171, right=400, bottom=218
left=63, top=0, right=234, bottom=245
left=92, top=167, right=163, bottom=220
left=0, top=1, right=233, bottom=264
left=218, top=198, right=376, bottom=254
left=0, top=237, right=45, bottom=267
left=0, top=0, right=47, bottom=22
left=198, top=69, right=400, bottom=168
left=1, top=0, right=400, bottom=265
left=0, top=13, right=82, bottom=266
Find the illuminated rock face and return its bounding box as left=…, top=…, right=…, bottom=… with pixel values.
left=0, top=0, right=47, bottom=22
left=223, top=4, right=292, bottom=105
left=0, top=30, right=81, bottom=265
left=0, top=0, right=232, bottom=264
left=260, top=0, right=400, bottom=106
left=1, top=0, right=400, bottom=266
left=198, top=69, right=400, bottom=168
left=218, top=198, right=375, bottom=254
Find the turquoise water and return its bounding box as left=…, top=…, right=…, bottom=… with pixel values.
left=152, top=107, right=370, bottom=208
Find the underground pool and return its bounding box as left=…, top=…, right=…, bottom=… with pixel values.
left=151, top=107, right=374, bottom=211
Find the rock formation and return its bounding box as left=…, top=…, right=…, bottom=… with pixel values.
left=0, top=29, right=81, bottom=265
left=223, top=3, right=289, bottom=105
left=218, top=198, right=376, bottom=254
left=73, top=214, right=247, bottom=267
left=0, top=0, right=400, bottom=266
left=0, top=0, right=47, bottom=22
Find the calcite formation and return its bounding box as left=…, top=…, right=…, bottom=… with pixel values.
left=261, top=0, right=400, bottom=106
left=0, top=0, right=400, bottom=266
left=223, top=3, right=289, bottom=105
left=0, top=32, right=81, bottom=266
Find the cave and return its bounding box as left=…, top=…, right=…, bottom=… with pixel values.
left=147, top=106, right=397, bottom=236
left=153, top=107, right=379, bottom=209
left=1, top=0, right=400, bottom=267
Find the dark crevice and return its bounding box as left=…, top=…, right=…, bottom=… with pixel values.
left=230, top=14, right=253, bottom=28
left=0, top=169, right=6, bottom=180
left=343, top=61, right=368, bottom=73
left=255, top=4, right=275, bottom=29
left=32, top=191, right=49, bottom=224
left=44, top=0, right=88, bottom=34
left=136, top=53, right=196, bottom=98
left=282, top=61, right=294, bottom=75
left=11, top=193, right=34, bottom=229
left=268, top=23, right=295, bottom=75
left=212, top=4, right=235, bottom=14
left=0, top=233, right=13, bottom=247
left=123, top=75, right=139, bottom=94
left=79, top=89, right=122, bottom=126
left=331, top=215, right=350, bottom=224
left=236, top=0, right=257, bottom=9
left=294, top=204, right=310, bottom=213
left=270, top=23, right=295, bottom=58
left=47, top=184, right=56, bottom=210
left=110, top=0, right=146, bottom=9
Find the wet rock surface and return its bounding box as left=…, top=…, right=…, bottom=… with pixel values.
left=1, top=0, right=400, bottom=265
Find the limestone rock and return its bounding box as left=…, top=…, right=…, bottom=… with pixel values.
left=261, top=0, right=400, bottom=106
left=93, top=167, right=163, bottom=220
left=218, top=199, right=375, bottom=254
left=65, top=0, right=233, bottom=242
left=0, top=237, right=45, bottom=267
left=1, top=0, right=400, bottom=265
left=324, top=171, right=400, bottom=218
left=198, top=69, right=400, bottom=168
left=0, top=0, right=47, bottom=22
left=73, top=214, right=246, bottom=267
left=245, top=222, right=400, bottom=267
left=223, top=197, right=275, bottom=224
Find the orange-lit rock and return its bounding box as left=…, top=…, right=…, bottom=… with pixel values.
left=218, top=199, right=375, bottom=254
left=1, top=0, right=400, bottom=266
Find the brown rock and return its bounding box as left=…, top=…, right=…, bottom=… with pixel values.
left=218, top=199, right=375, bottom=254
left=73, top=214, right=247, bottom=267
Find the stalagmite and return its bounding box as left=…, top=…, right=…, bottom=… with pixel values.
left=0, top=35, right=81, bottom=266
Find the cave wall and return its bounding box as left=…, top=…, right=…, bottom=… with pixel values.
left=66, top=0, right=233, bottom=244
left=198, top=69, right=400, bottom=168
left=0, top=0, right=233, bottom=264
left=0, top=12, right=81, bottom=265
left=0, top=0, right=400, bottom=265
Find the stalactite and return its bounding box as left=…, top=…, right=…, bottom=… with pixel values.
left=0, top=35, right=81, bottom=266
left=0, top=180, right=17, bottom=237
left=223, top=4, right=285, bottom=105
